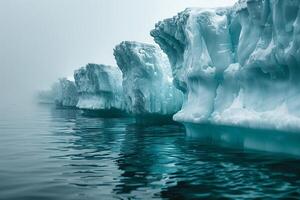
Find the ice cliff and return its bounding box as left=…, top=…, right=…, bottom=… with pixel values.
left=74, top=63, right=125, bottom=111
left=151, top=0, right=300, bottom=131
left=114, top=41, right=183, bottom=116
left=52, top=78, right=78, bottom=107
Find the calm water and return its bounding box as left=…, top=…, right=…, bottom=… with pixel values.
left=0, top=103, right=300, bottom=200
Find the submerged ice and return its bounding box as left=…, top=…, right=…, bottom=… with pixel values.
left=114, top=41, right=183, bottom=116
left=74, top=63, right=125, bottom=111
left=151, top=0, right=300, bottom=132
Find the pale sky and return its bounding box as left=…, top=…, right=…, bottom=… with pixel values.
left=0, top=0, right=236, bottom=105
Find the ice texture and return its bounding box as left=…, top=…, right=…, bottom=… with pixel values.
left=74, top=63, right=125, bottom=111
left=52, top=78, right=78, bottom=107
left=114, top=41, right=183, bottom=116
left=151, top=0, right=300, bottom=132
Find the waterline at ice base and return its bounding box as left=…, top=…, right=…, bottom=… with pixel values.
left=149, top=0, right=300, bottom=154
left=184, top=123, right=300, bottom=156
left=74, top=63, right=128, bottom=117
left=37, top=0, right=300, bottom=155
left=114, top=41, right=183, bottom=124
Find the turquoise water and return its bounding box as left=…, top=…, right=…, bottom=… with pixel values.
left=0, top=103, right=300, bottom=199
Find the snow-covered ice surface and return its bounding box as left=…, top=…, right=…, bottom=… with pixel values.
left=114, top=41, right=183, bottom=117
left=74, top=63, right=125, bottom=111
left=52, top=78, right=78, bottom=107
left=151, top=0, right=300, bottom=132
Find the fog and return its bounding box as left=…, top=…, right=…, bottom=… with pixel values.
left=0, top=0, right=235, bottom=107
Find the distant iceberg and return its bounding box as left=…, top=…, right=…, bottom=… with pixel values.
left=36, top=89, right=56, bottom=104
left=151, top=0, right=300, bottom=132
left=36, top=78, right=78, bottom=107
left=74, top=63, right=126, bottom=115
left=114, top=41, right=183, bottom=121
left=52, top=78, right=78, bottom=108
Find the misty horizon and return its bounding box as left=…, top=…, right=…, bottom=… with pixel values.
left=2, top=1, right=300, bottom=199
left=0, top=0, right=235, bottom=106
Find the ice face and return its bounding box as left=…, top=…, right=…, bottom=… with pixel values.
left=114, top=41, right=183, bottom=116
left=52, top=78, right=78, bottom=107
left=151, top=0, right=300, bottom=132
left=74, top=63, right=125, bottom=111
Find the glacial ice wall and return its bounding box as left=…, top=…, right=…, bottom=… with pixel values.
left=114, top=41, right=183, bottom=116
left=74, top=63, right=125, bottom=111
left=52, top=78, right=78, bottom=107
left=151, top=0, right=300, bottom=131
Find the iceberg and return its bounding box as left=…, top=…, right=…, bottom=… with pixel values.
left=114, top=41, right=183, bottom=121
left=74, top=63, right=126, bottom=114
left=52, top=78, right=78, bottom=108
left=36, top=89, right=56, bottom=104
left=151, top=0, right=300, bottom=132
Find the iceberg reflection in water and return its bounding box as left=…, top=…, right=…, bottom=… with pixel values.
left=1, top=104, right=300, bottom=199
left=185, top=123, right=300, bottom=156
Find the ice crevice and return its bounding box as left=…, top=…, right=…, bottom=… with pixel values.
left=151, top=0, right=300, bottom=132
left=114, top=41, right=183, bottom=119
left=74, top=63, right=126, bottom=112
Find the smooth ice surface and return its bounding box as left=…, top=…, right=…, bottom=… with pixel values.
left=151, top=0, right=300, bottom=132
left=114, top=41, right=183, bottom=116
left=74, top=63, right=125, bottom=111
left=51, top=78, right=78, bottom=107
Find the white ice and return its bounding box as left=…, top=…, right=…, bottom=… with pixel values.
left=114, top=41, right=183, bottom=116
left=151, top=0, right=300, bottom=132
left=74, top=63, right=125, bottom=111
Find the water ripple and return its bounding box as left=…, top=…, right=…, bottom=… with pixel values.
left=0, top=104, right=300, bottom=199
